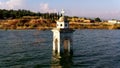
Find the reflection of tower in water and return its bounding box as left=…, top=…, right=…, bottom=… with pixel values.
left=51, top=9, right=75, bottom=68
left=51, top=51, right=73, bottom=68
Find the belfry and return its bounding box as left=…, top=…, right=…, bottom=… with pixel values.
left=52, top=9, right=74, bottom=57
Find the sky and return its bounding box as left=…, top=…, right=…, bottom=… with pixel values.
left=0, top=0, right=120, bottom=19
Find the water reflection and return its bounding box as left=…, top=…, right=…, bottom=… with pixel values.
left=51, top=51, right=73, bottom=68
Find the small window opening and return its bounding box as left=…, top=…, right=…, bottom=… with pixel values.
left=60, top=24, right=62, bottom=26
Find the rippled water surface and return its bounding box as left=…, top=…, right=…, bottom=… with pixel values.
left=0, top=29, right=120, bottom=68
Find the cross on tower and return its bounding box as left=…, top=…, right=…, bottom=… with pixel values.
left=61, top=9, right=65, bottom=17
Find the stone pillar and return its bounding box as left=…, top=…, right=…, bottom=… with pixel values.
left=52, top=29, right=74, bottom=58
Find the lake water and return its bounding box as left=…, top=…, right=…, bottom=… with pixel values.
left=0, top=29, right=120, bottom=68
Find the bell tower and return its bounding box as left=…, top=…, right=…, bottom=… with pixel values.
left=52, top=9, right=74, bottom=58
left=56, top=9, right=69, bottom=29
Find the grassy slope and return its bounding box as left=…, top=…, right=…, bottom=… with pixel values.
left=0, top=17, right=120, bottom=30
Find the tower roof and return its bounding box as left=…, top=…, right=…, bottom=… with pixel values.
left=58, top=17, right=68, bottom=22
left=57, top=9, right=68, bottom=22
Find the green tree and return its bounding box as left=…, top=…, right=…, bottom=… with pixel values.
left=0, top=9, right=60, bottom=20
left=95, top=17, right=102, bottom=22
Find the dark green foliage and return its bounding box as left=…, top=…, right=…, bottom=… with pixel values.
left=0, top=9, right=35, bottom=19
left=0, top=9, right=59, bottom=20
left=95, top=17, right=102, bottom=22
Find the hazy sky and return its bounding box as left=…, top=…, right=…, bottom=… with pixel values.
left=0, top=0, right=119, bottom=19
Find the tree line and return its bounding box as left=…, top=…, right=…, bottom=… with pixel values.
left=0, top=9, right=102, bottom=22
left=0, top=9, right=59, bottom=20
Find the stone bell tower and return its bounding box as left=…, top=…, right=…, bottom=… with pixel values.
left=52, top=9, right=74, bottom=57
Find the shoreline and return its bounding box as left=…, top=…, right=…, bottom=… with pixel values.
left=0, top=19, right=120, bottom=30
left=1, top=25, right=120, bottom=31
